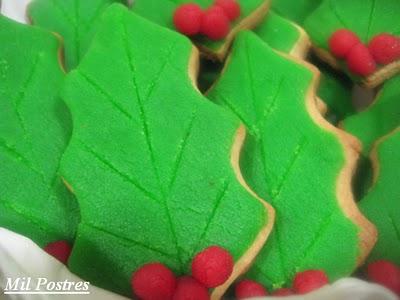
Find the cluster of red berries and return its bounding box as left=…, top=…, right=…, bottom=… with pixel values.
left=329, top=29, right=400, bottom=76
left=173, top=0, right=241, bottom=40
left=131, top=246, right=234, bottom=300
left=366, top=260, right=400, bottom=295
left=44, top=241, right=400, bottom=298
left=235, top=269, right=329, bottom=298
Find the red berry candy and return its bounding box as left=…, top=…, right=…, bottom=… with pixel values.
left=329, top=29, right=361, bottom=59
left=347, top=43, right=377, bottom=76
left=235, top=280, right=268, bottom=299
left=272, top=288, right=294, bottom=296
left=173, top=4, right=204, bottom=36
left=293, top=270, right=329, bottom=294
left=44, top=240, right=72, bottom=264
left=215, top=0, right=241, bottom=21
left=367, top=260, right=400, bottom=294
left=368, top=33, right=400, bottom=65
left=191, top=246, right=234, bottom=288
left=173, top=277, right=209, bottom=300
left=131, top=263, right=177, bottom=300
left=201, top=7, right=230, bottom=40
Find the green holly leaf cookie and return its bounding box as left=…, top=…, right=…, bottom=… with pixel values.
left=28, top=0, right=127, bottom=71
left=359, top=128, right=400, bottom=264
left=207, top=31, right=376, bottom=289
left=343, top=75, right=400, bottom=156
left=60, top=5, right=274, bottom=297
left=132, top=0, right=270, bottom=61
left=272, top=0, right=321, bottom=24
left=254, top=10, right=310, bottom=59
left=304, top=0, right=400, bottom=87
left=0, top=15, right=79, bottom=247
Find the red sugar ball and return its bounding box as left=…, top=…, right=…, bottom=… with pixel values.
left=172, top=277, right=210, bottom=300
left=191, top=245, right=234, bottom=288
left=293, top=270, right=329, bottom=294
left=328, top=29, right=361, bottom=59
left=201, top=7, right=230, bottom=40
left=235, top=280, right=268, bottom=299
left=346, top=43, right=377, bottom=76
left=215, top=0, right=241, bottom=21
left=368, top=33, right=400, bottom=65
left=44, top=240, right=72, bottom=265
left=173, top=4, right=204, bottom=36
left=131, top=263, right=177, bottom=300
left=367, top=260, right=400, bottom=294
left=272, top=288, right=294, bottom=296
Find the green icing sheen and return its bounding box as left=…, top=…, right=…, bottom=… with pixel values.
left=360, top=129, right=400, bottom=264
left=132, top=0, right=267, bottom=52
left=0, top=16, right=79, bottom=246
left=304, top=0, right=400, bottom=80
left=29, top=0, right=127, bottom=71
left=254, top=11, right=301, bottom=54
left=208, top=32, right=360, bottom=289
left=272, top=0, right=321, bottom=24
left=60, top=5, right=269, bottom=296
left=343, top=76, right=400, bottom=156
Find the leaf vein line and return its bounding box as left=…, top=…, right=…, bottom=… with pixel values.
left=168, top=111, right=197, bottom=190
left=77, top=71, right=134, bottom=120
left=77, top=139, right=159, bottom=202
left=83, top=222, right=176, bottom=258
left=271, top=137, right=307, bottom=199
left=191, top=181, right=230, bottom=258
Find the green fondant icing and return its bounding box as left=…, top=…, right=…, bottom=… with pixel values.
left=60, top=5, right=270, bottom=296
left=304, top=0, right=400, bottom=80
left=254, top=10, right=301, bottom=54
left=272, top=0, right=321, bottom=24
left=0, top=16, right=79, bottom=247
left=343, top=76, right=400, bottom=156
left=208, top=32, right=361, bottom=288
left=29, top=0, right=127, bottom=71
left=360, top=129, right=400, bottom=264
left=132, top=0, right=268, bottom=54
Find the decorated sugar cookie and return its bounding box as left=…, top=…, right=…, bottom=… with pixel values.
left=0, top=15, right=79, bottom=247
left=360, top=129, right=400, bottom=264
left=304, top=0, right=400, bottom=88
left=132, top=0, right=270, bottom=60
left=60, top=4, right=274, bottom=297
left=343, top=75, right=400, bottom=156
left=29, top=0, right=126, bottom=71
left=271, top=0, right=321, bottom=24
left=207, top=31, right=376, bottom=289
left=254, top=10, right=310, bottom=59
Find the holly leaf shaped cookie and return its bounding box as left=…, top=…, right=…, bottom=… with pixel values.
left=254, top=10, right=310, bottom=59
left=360, top=128, right=400, bottom=264
left=28, top=0, right=127, bottom=71
left=304, top=0, right=400, bottom=87
left=343, top=75, right=400, bottom=156
left=207, top=32, right=376, bottom=289
left=254, top=14, right=353, bottom=121
left=60, top=5, right=273, bottom=297
left=132, top=0, right=270, bottom=60
left=0, top=15, right=79, bottom=247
